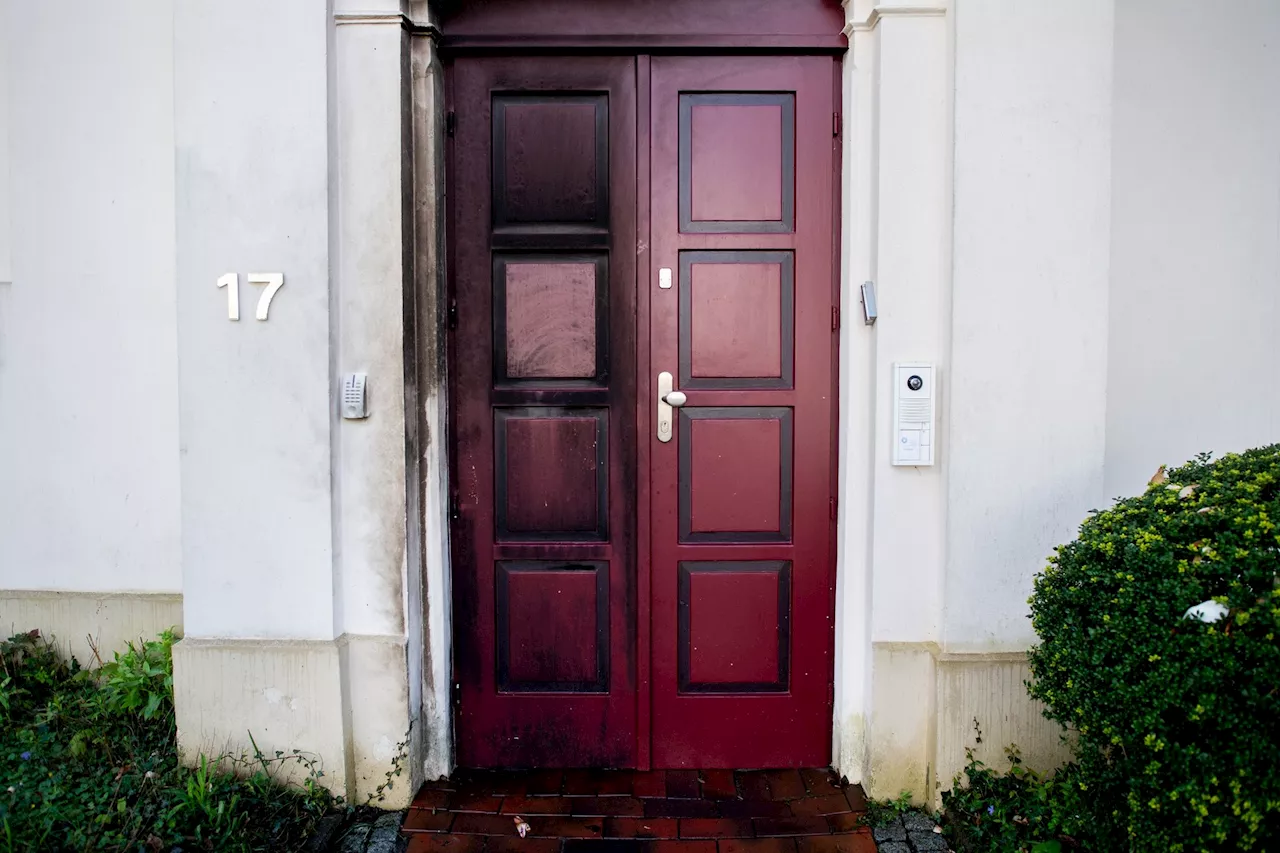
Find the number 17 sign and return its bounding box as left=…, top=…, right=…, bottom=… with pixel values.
left=217, top=272, right=285, bottom=321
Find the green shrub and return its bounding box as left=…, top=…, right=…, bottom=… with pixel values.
left=97, top=630, right=176, bottom=720
left=942, top=735, right=1091, bottom=852
left=0, top=630, right=74, bottom=721
left=1027, top=445, right=1280, bottom=851
left=0, top=630, right=342, bottom=852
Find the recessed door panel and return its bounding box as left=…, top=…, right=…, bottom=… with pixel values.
left=678, top=407, right=793, bottom=543
left=681, top=251, right=795, bottom=389
left=497, top=561, right=609, bottom=692
left=679, top=93, right=796, bottom=232
left=497, top=257, right=607, bottom=383
left=493, top=94, right=608, bottom=229
left=678, top=561, right=791, bottom=693
left=495, top=408, right=607, bottom=541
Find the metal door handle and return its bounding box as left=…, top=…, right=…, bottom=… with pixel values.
left=657, top=371, right=683, bottom=442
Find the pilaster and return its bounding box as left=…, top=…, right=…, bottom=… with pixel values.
left=834, top=0, right=951, bottom=801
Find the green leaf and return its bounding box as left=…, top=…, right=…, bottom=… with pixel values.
left=1030, top=842, right=1061, bottom=853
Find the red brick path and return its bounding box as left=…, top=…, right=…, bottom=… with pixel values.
left=402, top=769, right=876, bottom=853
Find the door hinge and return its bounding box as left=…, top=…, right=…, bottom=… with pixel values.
left=833, top=111, right=841, bottom=138
left=447, top=297, right=458, bottom=330
left=829, top=497, right=838, bottom=521
left=449, top=493, right=461, bottom=521
left=831, top=305, right=841, bottom=331
left=446, top=110, right=456, bottom=137
left=452, top=681, right=462, bottom=706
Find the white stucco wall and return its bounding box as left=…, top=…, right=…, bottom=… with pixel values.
left=944, top=0, right=1115, bottom=651
left=1105, top=0, right=1280, bottom=498
left=173, top=0, right=337, bottom=639
left=0, top=1, right=181, bottom=594
left=0, top=6, right=10, bottom=287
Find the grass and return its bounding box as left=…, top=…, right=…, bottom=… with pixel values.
left=0, top=629, right=346, bottom=852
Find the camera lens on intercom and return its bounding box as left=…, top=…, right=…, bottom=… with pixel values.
left=907, top=375, right=923, bottom=391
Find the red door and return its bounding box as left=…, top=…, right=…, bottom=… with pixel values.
left=647, top=56, right=838, bottom=767
left=449, top=53, right=837, bottom=769
left=450, top=56, right=638, bottom=767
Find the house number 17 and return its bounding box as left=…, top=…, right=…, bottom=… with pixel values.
left=217, top=272, right=285, bottom=321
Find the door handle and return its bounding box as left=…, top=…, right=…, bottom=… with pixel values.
left=657, top=371, right=685, bottom=442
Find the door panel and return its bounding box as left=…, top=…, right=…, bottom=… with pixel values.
left=648, top=56, right=836, bottom=768
left=450, top=56, right=637, bottom=768
left=682, top=251, right=793, bottom=388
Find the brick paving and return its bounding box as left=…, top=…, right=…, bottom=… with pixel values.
left=400, top=769, right=877, bottom=853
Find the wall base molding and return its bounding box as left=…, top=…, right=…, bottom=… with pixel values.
left=864, top=643, right=1071, bottom=806
left=173, top=633, right=417, bottom=808
left=0, top=590, right=182, bottom=666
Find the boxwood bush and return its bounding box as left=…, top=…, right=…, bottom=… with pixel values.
left=1027, top=445, right=1280, bottom=851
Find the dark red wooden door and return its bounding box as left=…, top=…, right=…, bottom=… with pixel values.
left=647, top=56, right=838, bottom=768
left=450, top=53, right=837, bottom=770
left=450, top=56, right=638, bottom=767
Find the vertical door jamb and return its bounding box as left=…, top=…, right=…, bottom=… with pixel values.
left=827, top=56, right=843, bottom=729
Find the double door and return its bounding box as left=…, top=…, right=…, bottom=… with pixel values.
left=449, top=54, right=837, bottom=769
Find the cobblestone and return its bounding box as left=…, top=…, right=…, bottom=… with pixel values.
left=876, top=843, right=912, bottom=853
left=871, top=819, right=906, bottom=843
left=870, top=810, right=950, bottom=853
left=320, top=812, right=409, bottom=853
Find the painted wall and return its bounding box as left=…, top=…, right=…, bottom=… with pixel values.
left=173, top=0, right=337, bottom=640
left=0, top=0, right=181, bottom=595
left=932, top=0, right=1114, bottom=795
left=945, top=0, right=1115, bottom=653
left=0, top=3, right=10, bottom=287
left=1105, top=0, right=1280, bottom=498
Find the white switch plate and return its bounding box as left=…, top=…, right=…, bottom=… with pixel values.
left=892, top=363, right=934, bottom=466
